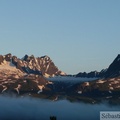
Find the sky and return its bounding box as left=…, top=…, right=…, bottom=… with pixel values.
left=0, top=0, right=120, bottom=74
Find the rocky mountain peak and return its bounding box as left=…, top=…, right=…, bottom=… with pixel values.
left=116, top=54, right=120, bottom=61
left=22, top=54, right=29, bottom=61
left=0, top=53, right=66, bottom=77
left=104, top=54, right=120, bottom=78
left=0, top=53, right=55, bottom=95
left=5, top=53, right=12, bottom=61
left=76, top=54, right=120, bottom=78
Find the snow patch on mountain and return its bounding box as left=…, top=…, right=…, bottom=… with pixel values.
left=0, top=61, right=18, bottom=71
left=37, top=85, right=45, bottom=93
left=0, top=60, right=25, bottom=78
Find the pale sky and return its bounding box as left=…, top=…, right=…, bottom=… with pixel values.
left=0, top=0, right=120, bottom=74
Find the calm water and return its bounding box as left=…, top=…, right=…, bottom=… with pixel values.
left=0, top=96, right=120, bottom=120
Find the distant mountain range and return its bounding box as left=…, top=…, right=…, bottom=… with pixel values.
left=1, top=53, right=120, bottom=79
left=76, top=54, right=120, bottom=78
left=0, top=53, right=120, bottom=102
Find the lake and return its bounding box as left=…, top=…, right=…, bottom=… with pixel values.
left=0, top=95, right=120, bottom=120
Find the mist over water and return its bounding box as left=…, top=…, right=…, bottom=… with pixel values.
left=0, top=95, right=120, bottom=120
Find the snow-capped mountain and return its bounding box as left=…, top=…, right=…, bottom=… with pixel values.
left=0, top=53, right=66, bottom=77
left=0, top=53, right=120, bottom=101
left=0, top=53, right=65, bottom=95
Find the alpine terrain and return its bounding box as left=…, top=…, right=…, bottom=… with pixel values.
left=0, top=53, right=120, bottom=102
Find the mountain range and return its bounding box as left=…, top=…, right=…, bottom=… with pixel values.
left=0, top=53, right=120, bottom=102
left=0, top=53, right=66, bottom=96
left=76, top=54, right=120, bottom=78
left=0, top=53, right=66, bottom=77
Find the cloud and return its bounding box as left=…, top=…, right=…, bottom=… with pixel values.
left=0, top=95, right=53, bottom=120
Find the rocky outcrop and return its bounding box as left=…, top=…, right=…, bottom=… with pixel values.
left=76, top=69, right=107, bottom=78
left=74, top=55, right=120, bottom=97
left=0, top=53, right=12, bottom=64
left=0, top=55, right=4, bottom=64
left=0, top=53, right=66, bottom=77
left=0, top=53, right=65, bottom=96
left=21, top=54, right=66, bottom=76
left=5, top=53, right=12, bottom=61
left=104, top=54, right=120, bottom=78
left=74, top=77, right=120, bottom=97
left=76, top=54, right=120, bottom=78
left=0, top=59, right=52, bottom=95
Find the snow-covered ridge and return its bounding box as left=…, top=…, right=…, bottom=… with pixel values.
left=0, top=53, right=66, bottom=77
left=1, top=60, right=17, bottom=70
left=0, top=57, right=50, bottom=95
left=0, top=60, right=24, bottom=76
